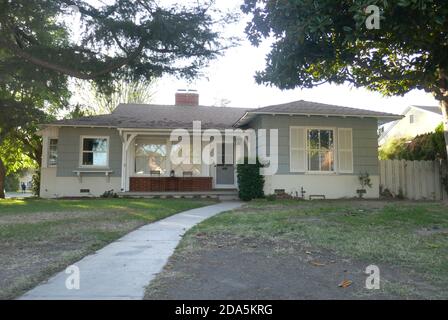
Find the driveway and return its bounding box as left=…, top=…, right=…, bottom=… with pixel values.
left=20, top=201, right=242, bottom=300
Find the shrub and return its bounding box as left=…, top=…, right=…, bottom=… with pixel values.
left=101, top=189, right=118, bottom=198
left=31, top=171, right=40, bottom=196
left=379, top=123, right=446, bottom=161
left=5, top=173, right=20, bottom=192
left=236, top=158, right=264, bottom=201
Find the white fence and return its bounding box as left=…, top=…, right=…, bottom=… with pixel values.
left=379, top=160, right=447, bottom=200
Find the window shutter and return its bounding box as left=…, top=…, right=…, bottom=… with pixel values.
left=338, top=128, right=353, bottom=173
left=290, top=127, right=306, bottom=172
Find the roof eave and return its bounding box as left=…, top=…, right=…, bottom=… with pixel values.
left=233, top=111, right=403, bottom=127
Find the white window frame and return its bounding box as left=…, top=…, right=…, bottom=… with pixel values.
left=47, top=137, right=58, bottom=168
left=305, top=127, right=337, bottom=174
left=337, top=128, right=354, bottom=174
left=290, top=126, right=338, bottom=174
left=79, top=135, right=110, bottom=168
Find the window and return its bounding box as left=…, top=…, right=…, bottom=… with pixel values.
left=307, top=129, right=334, bottom=172
left=135, top=141, right=167, bottom=174
left=81, top=137, right=109, bottom=167
left=409, top=115, right=415, bottom=124
left=48, top=139, right=58, bottom=167
left=290, top=127, right=353, bottom=174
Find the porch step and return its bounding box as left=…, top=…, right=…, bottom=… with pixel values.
left=118, top=190, right=239, bottom=201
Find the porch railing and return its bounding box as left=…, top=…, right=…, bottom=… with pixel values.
left=129, top=177, right=213, bottom=192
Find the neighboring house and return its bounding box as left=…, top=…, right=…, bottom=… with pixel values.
left=39, top=92, right=400, bottom=199
left=378, top=105, right=442, bottom=146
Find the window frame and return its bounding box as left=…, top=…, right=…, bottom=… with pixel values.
left=290, top=126, right=338, bottom=174
left=79, top=135, right=110, bottom=168
left=48, top=137, right=58, bottom=168
left=133, top=138, right=169, bottom=176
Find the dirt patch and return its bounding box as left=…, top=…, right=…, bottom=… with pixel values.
left=146, top=235, right=440, bottom=300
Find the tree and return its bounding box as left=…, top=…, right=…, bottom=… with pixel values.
left=1, top=0, right=233, bottom=198
left=0, top=100, right=57, bottom=198
left=242, top=0, right=448, bottom=158
left=74, top=79, right=156, bottom=114
left=0, top=0, right=234, bottom=86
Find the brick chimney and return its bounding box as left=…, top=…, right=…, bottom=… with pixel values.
left=175, top=89, right=199, bottom=106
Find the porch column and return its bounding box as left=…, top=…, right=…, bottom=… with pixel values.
left=120, top=133, right=137, bottom=192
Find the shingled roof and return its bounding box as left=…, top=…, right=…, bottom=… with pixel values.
left=47, top=100, right=402, bottom=129
left=234, top=100, right=402, bottom=126
left=49, top=104, right=248, bottom=129
left=411, top=105, right=442, bottom=116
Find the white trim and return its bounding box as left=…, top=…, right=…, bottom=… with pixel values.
left=47, top=138, right=59, bottom=168
left=73, top=170, right=114, bottom=183
left=234, top=111, right=403, bottom=127
left=289, top=126, right=306, bottom=172
left=79, top=135, right=110, bottom=168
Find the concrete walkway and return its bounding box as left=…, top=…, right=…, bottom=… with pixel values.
left=21, top=201, right=242, bottom=300
left=5, top=192, right=34, bottom=198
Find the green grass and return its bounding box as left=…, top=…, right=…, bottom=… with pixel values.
left=183, top=199, right=448, bottom=298
left=0, top=197, right=214, bottom=299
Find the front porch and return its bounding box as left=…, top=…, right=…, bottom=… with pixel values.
left=119, top=130, right=237, bottom=193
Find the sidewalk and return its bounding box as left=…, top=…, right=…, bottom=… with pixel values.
left=20, top=201, right=242, bottom=300
left=5, top=192, right=34, bottom=198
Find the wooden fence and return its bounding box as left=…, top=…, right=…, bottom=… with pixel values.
left=379, top=160, right=447, bottom=200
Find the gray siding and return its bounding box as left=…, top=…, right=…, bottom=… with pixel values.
left=57, top=127, right=122, bottom=177
left=248, top=115, right=379, bottom=175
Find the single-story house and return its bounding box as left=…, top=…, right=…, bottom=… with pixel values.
left=39, top=91, right=401, bottom=199
left=378, top=105, right=442, bottom=146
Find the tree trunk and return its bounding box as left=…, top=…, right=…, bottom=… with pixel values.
left=0, top=157, right=6, bottom=199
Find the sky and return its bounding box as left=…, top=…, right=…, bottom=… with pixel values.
left=148, top=0, right=437, bottom=114
left=72, top=0, right=438, bottom=115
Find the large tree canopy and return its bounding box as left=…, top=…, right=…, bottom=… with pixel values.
left=242, top=0, right=448, bottom=156
left=0, top=0, right=233, bottom=197
left=0, top=0, right=234, bottom=85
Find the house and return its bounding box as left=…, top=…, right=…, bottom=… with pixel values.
left=378, top=105, right=442, bottom=146
left=39, top=91, right=401, bottom=199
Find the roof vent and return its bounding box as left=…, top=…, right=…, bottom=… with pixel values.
left=175, top=89, right=199, bottom=106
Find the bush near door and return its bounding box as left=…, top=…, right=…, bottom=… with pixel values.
left=237, top=158, right=264, bottom=201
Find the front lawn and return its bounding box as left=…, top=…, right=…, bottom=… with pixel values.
left=0, top=197, right=214, bottom=299
left=145, top=200, right=448, bottom=299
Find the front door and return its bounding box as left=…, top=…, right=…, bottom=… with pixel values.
left=215, top=143, right=235, bottom=188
